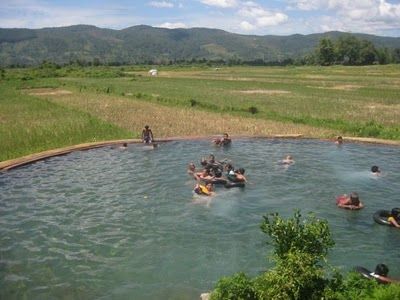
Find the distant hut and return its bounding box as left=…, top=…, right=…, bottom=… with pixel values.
left=148, top=69, right=158, bottom=76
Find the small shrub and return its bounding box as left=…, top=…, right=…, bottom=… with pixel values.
left=368, top=283, right=400, bottom=300
left=248, top=106, right=258, bottom=114
left=211, top=272, right=257, bottom=300
left=190, top=98, right=198, bottom=107
left=330, top=271, right=378, bottom=299
left=358, top=121, right=383, bottom=137
left=260, top=210, right=334, bottom=260
left=253, top=251, right=330, bottom=300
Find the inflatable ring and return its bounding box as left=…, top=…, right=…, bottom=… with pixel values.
left=224, top=182, right=245, bottom=188
left=354, top=266, right=388, bottom=284
left=204, top=178, right=227, bottom=185
left=355, top=266, right=374, bottom=280
left=336, top=195, right=363, bottom=210
left=336, top=195, right=348, bottom=205
left=227, top=174, right=245, bottom=183
left=373, top=210, right=392, bottom=226
left=194, top=185, right=211, bottom=196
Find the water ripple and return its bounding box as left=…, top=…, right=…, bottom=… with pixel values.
left=1, top=140, right=399, bottom=299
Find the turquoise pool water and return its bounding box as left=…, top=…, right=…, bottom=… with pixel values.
left=1, top=139, right=399, bottom=299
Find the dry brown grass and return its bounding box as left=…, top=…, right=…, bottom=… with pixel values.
left=306, top=84, right=364, bottom=91
left=39, top=91, right=335, bottom=138
left=330, top=84, right=363, bottom=90
left=25, top=88, right=73, bottom=96
left=235, top=89, right=291, bottom=95
left=304, top=75, right=328, bottom=79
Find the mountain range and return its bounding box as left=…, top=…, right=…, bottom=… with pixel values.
left=1, top=25, right=400, bottom=66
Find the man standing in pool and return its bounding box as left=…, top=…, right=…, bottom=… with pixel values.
left=141, top=125, right=154, bottom=144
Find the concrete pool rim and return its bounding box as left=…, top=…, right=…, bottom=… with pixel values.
left=1, top=134, right=399, bottom=171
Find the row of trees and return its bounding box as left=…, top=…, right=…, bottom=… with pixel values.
left=314, top=35, right=400, bottom=66
left=2, top=34, right=399, bottom=68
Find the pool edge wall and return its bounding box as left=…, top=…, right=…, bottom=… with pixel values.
left=1, top=134, right=399, bottom=172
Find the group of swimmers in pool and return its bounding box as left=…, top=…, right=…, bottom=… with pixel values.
left=188, top=155, right=248, bottom=196
left=187, top=135, right=246, bottom=196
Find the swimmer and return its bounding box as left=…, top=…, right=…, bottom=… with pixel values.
left=187, top=162, right=196, bottom=173
left=198, top=169, right=215, bottom=182
left=213, top=133, right=232, bottom=146
left=119, top=142, right=128, bottom=149
left=187, top=162, right=199, bottom=180
left=193, top=182, right=214, bottom=196
left=201, top=154, right=224, bottom=175
left=387, top=208, right=400, bottom=228
left=224, top=163, right=234, bottom=175
left=336, top=192, right=364, bottom=210
left=228, top=168, right=247, bottom=183
left=371, top=165, right=381, bottom=175
left=370, top=264, right=399, bottom=283
left=335, top=136, right=343, bottom=145
left=281, top=155, right=295, bottom=165
left=141, top=125, right=154, bottom=144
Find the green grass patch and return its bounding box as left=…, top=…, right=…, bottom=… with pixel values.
left=0, top=81, right=132, bottom=161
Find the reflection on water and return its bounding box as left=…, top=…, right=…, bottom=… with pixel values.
left=1, top=139, right=399, bottom=299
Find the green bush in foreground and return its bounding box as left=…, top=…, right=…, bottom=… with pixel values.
left=210, top=211, right=400, bottom=300
left=211, top=273, right=257, bottom=300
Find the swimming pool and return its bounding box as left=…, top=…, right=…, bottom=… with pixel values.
left=1, top=139, right=399, bottom=299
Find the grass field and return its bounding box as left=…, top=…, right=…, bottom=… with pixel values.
left=1, top=64, right=399, bottom=161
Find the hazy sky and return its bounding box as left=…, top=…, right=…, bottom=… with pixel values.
left=1, top=0, right=400, bottom=36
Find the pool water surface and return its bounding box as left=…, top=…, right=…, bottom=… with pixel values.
left=1, top=139, right=399, bottom=299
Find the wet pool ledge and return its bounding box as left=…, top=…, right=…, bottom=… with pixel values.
left=1, top=134, right=399, bottom=171
left=0, top=139, right=141, bottom=171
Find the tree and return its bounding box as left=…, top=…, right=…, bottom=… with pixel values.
left=316, top=38, right=336, bottom=66
left=359, top=40, right=377, bottom=65
left=392, top=48, right=400, bottom=63
left=376, top=47, right=391, bottom=64
left=336, top=35, right=361, bottom=65
left=92, top=57, right=101, bottom=66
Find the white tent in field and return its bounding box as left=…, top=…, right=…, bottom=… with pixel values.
left=148, top=69, right=158, bottom=76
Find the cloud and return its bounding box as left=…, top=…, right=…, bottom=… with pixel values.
left=158, top=22, right=188, bottom=28
left=287, top=0, right=400, bottom=34
left=200, top=0, right=238, bottom=8
left=378, top=0, right=400, bottom=20
left=257, top=13, right=288, bottom=26
left=149, top=1, right=174, bottom=8
left=240, top=20, right=255, bottom=30
left=289, top=0, right=400, bottom=21
left=0, top=1, right=143, bottom=29
left=238, top=2, right=288, bottom=28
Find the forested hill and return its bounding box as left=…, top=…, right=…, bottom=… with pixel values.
left=1, top=24, right=400, bottom=66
